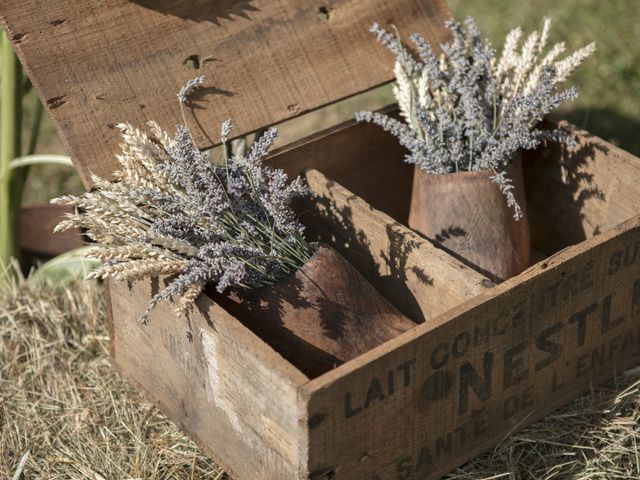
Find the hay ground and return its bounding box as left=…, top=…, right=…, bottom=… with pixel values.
left=2, top=275, right=640, bottom=479
left=0, top=274, right=224, bottom=479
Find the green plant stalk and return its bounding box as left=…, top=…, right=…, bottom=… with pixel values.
left=0, top=31, right=22, bottom=269
left=10, top=94, right=42, bottom=204
left=27, top=95, right=44, bottom=155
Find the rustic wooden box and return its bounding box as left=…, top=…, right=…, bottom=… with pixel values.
left=108, top=167, right=489, bottom=479
left=4, top=1, right=640, bottom=479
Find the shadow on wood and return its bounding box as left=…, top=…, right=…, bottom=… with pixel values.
left=215, top=244, right=416, bottom=378
left=558, top=107, right=640, bottom=158
left=524, top=121, right=608, bottom=255
left=299, top=170, right=492, bottom=325
left=130, top=0, right=259, bottom=25
left=301, top=185, right=432, bottom=324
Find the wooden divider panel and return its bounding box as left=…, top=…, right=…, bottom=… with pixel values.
left=0, top=0, right=451, bottom=187
left=301, top=213, right=640, bottom=479
left=303, top=169, right=490, bottom=323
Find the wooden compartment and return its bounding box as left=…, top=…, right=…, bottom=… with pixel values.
left=108, top=169, right=489, bottom=479
left=264, top=116, right=640, bottom=479
left=108, top=116, right=640, bottom=479
left=5, top=0, right=640, bottom=478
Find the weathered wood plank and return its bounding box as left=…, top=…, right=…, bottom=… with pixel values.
left=108, top=278, right=308, bottom=480
left=269, top=107, right=413, bottom=224
left=524, top=121, right=640, bottom=254
left=0, top=0, right=451, bottom=187
left=301, top=213, right=640, bottom=480
left=303, top=169, right=489, bottom=323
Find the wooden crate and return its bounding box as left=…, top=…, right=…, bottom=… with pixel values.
left=4, top=1, right=640, bottom=479
left=108, top=168, right=489, bottom=479
left=264, top=118, right=640, bottom=479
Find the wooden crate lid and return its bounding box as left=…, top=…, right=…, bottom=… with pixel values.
left=0, top=0, right=450, bottom=186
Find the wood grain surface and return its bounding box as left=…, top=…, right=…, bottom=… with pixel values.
left=219, top=244, right=416, bottom=378
left=408, top=158, right=530, bottom=282
left=525, top=121, right=640, bottom=255
left=301, top=212, right=640, bottom=479
left=109, top=277, right=308, bottom=480
left=303, top=169, right=490, bottom=324
left=0, top=0, right=451, bottom=187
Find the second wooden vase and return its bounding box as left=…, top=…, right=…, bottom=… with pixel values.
left=408, top=156, right=530, bottom=282
left=218, top=244, right=416, bottom=378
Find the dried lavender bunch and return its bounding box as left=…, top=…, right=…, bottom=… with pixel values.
left=53, top=110, right=313, bottom=323
left=177, top=74, right=205, bottom=103
left=356, top=17, right=595, bottom=220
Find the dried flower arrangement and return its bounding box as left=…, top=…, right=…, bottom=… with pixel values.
left=356, top=17, right=595, bottom=281
left=53, top=79, right=314, bottom=323
left=52, top=77, right=415, bottom=375
left=356, top=17, right=596, bottom=220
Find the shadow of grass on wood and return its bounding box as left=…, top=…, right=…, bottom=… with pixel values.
left=556, top=107, right=640, bottom=158
left=300, top=188, right=430, bottom=324
left=130, top=0, right=259, bottom=25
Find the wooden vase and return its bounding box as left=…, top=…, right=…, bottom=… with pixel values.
left=218, top=244, right=416, bottom=377
left=408, top=156, right=530, bottom=282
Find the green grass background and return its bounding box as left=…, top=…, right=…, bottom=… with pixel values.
left=18, top=0, right=640, bottom=204
left=449, top=0, right=640, bottom=154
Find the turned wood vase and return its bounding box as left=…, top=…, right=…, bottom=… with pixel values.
left=217, top=244, right=416, bottom=378
left=408, top=156, right=530, bottom=282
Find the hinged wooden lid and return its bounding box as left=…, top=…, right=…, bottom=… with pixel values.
left=0, top=0, right=450, bottom=186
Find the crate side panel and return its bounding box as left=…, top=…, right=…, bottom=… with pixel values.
left=525, top=121, right=640, bottom=254
left=109, top=279, right=308, bottom=480
left=269, top=110, right=412, bottom=224
left=301, top=215, right=640, bottom=480
left=0, top=0, right=451, bottom=187
left=303, top=169, right=489, bottom=323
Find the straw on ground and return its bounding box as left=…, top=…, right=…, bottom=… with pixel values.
left=2, top=272, right=640, bottom=479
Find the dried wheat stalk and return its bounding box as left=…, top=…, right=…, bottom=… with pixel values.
left=357, top=17, right=595, bottom=219
left=53, top=77, right=313, bottom=323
